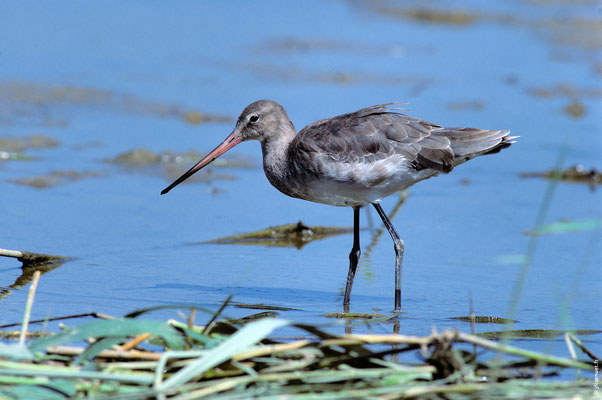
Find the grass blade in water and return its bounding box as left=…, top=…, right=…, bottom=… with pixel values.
left=29, top=319, right=186, bottom=352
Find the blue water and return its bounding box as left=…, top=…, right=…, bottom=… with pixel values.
left=1, top=0, right=600, bottom=362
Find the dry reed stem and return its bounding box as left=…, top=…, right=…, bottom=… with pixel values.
left=0, top=248, right=24, bottom=258
left=46, top=345, right=163, bottom=361
left=120, top=333, right=152, bottom=351
left=233, top=340, right=311, bottom=361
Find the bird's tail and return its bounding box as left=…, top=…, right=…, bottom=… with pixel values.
left=431, top=128, right=517, bottom=168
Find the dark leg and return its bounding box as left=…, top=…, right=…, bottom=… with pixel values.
left=343, top=207, right=361, bottom=311
left=373, top=203, right=404, bottom=312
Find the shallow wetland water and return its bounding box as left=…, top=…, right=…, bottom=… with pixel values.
left=1, top=0, right=600, bottom=369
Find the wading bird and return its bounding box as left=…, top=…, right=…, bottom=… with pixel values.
left=161, top=100, right=515, bottom=312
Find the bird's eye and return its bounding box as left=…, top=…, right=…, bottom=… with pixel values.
left=249, top=114, right=259, bottom=123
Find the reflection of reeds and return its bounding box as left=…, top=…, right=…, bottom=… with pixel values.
left=499, top=128, right=601, bottom=381
left=520, top=164, right=601, bottom=189
left=18, top=270, right=40, bottom=345
left=504, top=132, right=570, bottom=324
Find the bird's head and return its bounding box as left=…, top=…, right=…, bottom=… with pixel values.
left=235, top=100, right=294, bottom=142
left=160, top=99, right=292, bottom=195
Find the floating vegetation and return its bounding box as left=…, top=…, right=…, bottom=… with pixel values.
left=0, top=248, right=68, bottom=268
left=257, top=37, right=408, bottom=59
left=0, top=134, right=59, bottom=161
left=228, top=311, right=280, bottom=324
left=234, top=303, right=298, bottom=312
left=0, top=134, right=59, bottom=152
left=106, top=148, right=253, bottom=169
left=564, top=99, right=586, bottom=118
left=520, top=164, right=602, bottom=187
left=539, top=15, right=602, bottom=51
left=0, top=151, right=32, bottom=161
left=8, top=169, right=103, bottom=189
left=239, top=62, right=430, bottom=87
left=0, top=81, right=231, bottom=126
left=378, top=7, right=477, bottom=26
left=202, top=221, right=354, bottom=249
left=527, top=83, right=602, bottom=99
left=528, top=87, right=591, bottom=119
left=450, top=316, right=517, bottom=324
left=0, top=248, right=70, bottom=301
left=365, top=1, right=601, bottom=78
left=371, top=2, right=601, bottom=51
left=109, top=148, right=163, bottom=166
left=478, top=329, right=602, bottom=340
left=216, top=43, right=429, bottom=89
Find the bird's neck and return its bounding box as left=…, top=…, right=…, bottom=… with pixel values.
left=260, top=127, right=297, bottom=196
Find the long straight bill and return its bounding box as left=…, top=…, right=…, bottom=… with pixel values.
left=161, top=130, right=242, bottom=195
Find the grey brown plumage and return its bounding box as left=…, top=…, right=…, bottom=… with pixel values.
left=161, top=99, right=516, bottom=312
left=291, top=102, right=513, bottom=177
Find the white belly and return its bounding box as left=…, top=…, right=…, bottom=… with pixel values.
left=288, top=157, right=438, bottom=207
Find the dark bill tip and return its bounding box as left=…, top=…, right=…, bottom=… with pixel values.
left=159, top=129, right=242, bottom=196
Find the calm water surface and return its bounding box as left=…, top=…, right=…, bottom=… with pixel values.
left=1, top=1, right=600, bottom=358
